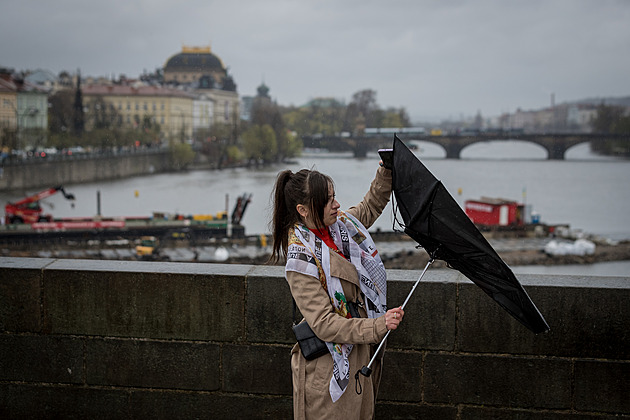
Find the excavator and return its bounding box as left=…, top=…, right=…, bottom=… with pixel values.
left=4, top=186, right=75, bottom=224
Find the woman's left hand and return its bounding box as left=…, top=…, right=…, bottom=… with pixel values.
left=384, top=307, right=404, bottom=330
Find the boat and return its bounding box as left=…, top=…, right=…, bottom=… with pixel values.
left=0, top=187, right=252, bottom=246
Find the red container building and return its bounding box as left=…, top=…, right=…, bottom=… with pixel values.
left=464, top=197, right=525, bottom=226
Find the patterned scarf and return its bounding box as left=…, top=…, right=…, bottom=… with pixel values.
left=286, top=210, right=387, bottom=402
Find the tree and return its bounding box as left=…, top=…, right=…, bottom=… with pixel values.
left=49, top=89, right=75, bottom=136
left=590, top=104, right=630, bottom=157
left=242, top=124, right=277, bottom=165
left=73, top=71, right=85, bottom=137
left=380, top=107, right=411, bottom=128
left=90, top=97, right=120, bottom=130
left=250, top=97, right=300, bottom=162
left=591, top=104, right=629, bottom=133
left=345, top=89, right=380, bottom=130
left=170, top=143, right=195, bottom=170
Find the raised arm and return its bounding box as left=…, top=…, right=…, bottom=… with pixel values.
left=347, top=166, right=392, bottom=229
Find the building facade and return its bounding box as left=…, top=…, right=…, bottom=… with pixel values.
left=0, top=69, right=48, bottom=151
left=163, top=46, right=239, bottom=126
left=82, top=84, right=197, bottom=142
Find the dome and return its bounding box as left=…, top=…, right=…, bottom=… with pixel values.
left=164, top=46, right=225, bottom=72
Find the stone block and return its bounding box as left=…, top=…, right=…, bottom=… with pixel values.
left=43, top=260, right=249, bottom=341
left=86, top=337, right=221, bottom=390
left=424, top=353, right=572, bottom=410
left=246, top=265, right=294, bottom=343
left=0, top=383, right=130, bottom=419
left=461, top=406, right=598, bottom=419
left=129, top=389, right=293, bottom=419
left=575, top=360, right=630, bottom=414
left=0, top=257, right=52, bottom=332
left=222, top=343, right=292, bottom=395
left=378, top=350, right=422, bottom=402
left=0, top=334, right=83, bottom=383
left=457, top=275, right=630, bottom=359
left=386, top=269, right=458, bottom=351
left=375, top=402, right=457, bottom=420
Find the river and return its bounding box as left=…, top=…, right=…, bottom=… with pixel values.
left=2, top=140, right=629, bottom=276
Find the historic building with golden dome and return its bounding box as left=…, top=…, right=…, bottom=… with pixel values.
left=81, top=45, right=240, bottom=142
left=163, top=45, right=239, bottom=126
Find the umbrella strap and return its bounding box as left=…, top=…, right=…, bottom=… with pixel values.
left=390, top=192, right=406, bottom=234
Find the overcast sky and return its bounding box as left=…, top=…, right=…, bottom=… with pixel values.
left=2, top=0, right=629, bottom=122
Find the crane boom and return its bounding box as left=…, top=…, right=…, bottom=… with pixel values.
left=5, top=186, right=75, bottom=224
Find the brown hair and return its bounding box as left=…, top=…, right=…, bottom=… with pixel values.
left=269, top=169, right=334, bottom=263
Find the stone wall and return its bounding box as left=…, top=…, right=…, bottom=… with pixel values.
left=0, top=257, right=628, bottom=419
left=0, top=151, right=172, bottom=191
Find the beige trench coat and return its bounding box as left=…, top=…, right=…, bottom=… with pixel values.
left=286, top=166, right=392, bottom=420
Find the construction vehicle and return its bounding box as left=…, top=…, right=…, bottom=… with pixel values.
left=135, top=236, right=159, bottom=260
left=4, top=186, right=75, bottom=224
left=231, top=193, right=252, bottom=225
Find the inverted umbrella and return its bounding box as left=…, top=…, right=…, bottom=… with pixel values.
left=391, top=134, right=549, bottom=334
left=358, top=135, right=549, bottom=378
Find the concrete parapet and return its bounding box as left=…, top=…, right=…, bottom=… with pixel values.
left=0, top=151, right=172, bottom=191
left=0, top=257, right=628, bottom=418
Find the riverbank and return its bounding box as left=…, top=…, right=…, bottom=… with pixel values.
left=3, top=232, right=629, bottom=269
left=380, top=240, right=630, bottom=270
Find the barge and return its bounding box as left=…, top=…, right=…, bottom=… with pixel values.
left=1, top=185, right=252, bottom=247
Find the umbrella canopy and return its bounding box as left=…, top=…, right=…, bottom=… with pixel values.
left=392, top=135, right=550, bottom=334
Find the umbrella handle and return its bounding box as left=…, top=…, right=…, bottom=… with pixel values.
left=357, top=257, right=434, bottom=378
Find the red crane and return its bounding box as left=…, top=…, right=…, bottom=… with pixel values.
left=5, top=186, right=75, bottom=224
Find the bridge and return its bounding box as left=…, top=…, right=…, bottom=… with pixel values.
left=1, top=257, right=628, bottom=418
left=302, top=133, right=630, bottom=160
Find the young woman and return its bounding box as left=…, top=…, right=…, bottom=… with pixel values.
left=270, top=163, right=404, bottom=419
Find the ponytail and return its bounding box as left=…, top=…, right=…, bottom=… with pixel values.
left=268, top=168, right=333, bottom=264
left=269, top=170, right=294, bottom=263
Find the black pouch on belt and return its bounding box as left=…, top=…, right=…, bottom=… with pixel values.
left=292, top=299, right=328, bottom=361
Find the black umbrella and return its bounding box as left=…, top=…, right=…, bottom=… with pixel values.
left=391, top=134, right=549, bottom=334
left=358, top=135, right=549, bottom=379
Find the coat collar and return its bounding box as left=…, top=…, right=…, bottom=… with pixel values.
left=329, top=249, right=360, bottom=288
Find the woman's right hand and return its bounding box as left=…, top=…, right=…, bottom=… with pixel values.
left=384, top=307, right=404, bottom=330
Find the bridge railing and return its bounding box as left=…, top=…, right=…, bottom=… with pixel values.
left=0, top=257, right=628, bottom=418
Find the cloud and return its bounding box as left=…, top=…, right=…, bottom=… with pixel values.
left=1, top=0, right=629, bottom=121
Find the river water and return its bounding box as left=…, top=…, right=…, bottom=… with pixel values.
left=2, top=141, right=629, bottom=276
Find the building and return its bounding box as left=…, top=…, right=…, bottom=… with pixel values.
left=192, top=93, right=214, bottom=138
left=0, top=68, right=48, bottom=151
left=240, top=83, right=272, bottom=122
left=465, top=197, right=528, bottom=226
left=163, top=46, right=239, bottom=126
left=82, top=84, right=197, bottom=142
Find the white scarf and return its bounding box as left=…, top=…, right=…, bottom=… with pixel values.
left=286, top=210, right=387, bottom=402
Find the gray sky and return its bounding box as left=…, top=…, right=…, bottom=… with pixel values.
left=2, top=0, right=629, bottom=122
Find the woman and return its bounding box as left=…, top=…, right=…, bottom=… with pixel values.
left=270, top=163, right=404, bottom=419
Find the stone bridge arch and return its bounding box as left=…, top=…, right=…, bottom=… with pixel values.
left=302, top=133, right=629, bottom=160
